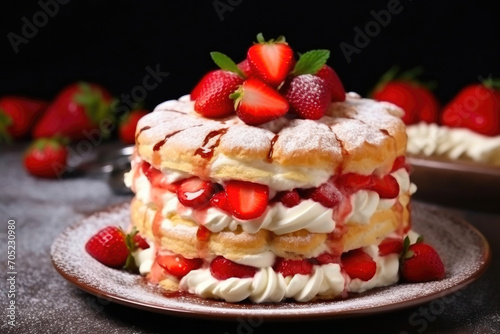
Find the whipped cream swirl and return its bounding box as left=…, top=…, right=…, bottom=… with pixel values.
left=407, top=122, right=500, bottom=165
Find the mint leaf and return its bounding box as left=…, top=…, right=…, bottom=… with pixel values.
left=210, top=52, right=245, bottom=78
left=291, top=49, right=330, bottom=76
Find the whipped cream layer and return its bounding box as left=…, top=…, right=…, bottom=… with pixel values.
left=125, top=162, right=415, bottom=236
left=407, top=122, right=500, bottom=166
left=176, top=242, right=400, bottom=303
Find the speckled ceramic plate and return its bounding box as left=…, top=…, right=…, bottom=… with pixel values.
left=50, top=201, right=491, bottom=320
left=408, top=155, right=500, bottom=212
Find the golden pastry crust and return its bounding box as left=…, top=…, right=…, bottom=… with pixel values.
left=134, top=94, right=406, bottom=187
left=130, top=197, right=409, bottom=260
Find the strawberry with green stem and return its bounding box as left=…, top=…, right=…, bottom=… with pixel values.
left=23, top=137, right=69, bottom=179
left=400, top=236, right=445, bottom=282
left=33, top=82, right=114, bottom=141
left=85, top=226, right=150, bottom=270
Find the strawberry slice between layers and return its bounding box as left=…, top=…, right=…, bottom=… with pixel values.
left=225, top=180, right=269, bottom=220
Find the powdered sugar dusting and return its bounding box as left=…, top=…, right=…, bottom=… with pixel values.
left=50, top=201, right=490, bottom=319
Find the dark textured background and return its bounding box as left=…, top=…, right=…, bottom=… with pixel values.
left=1, top=0, right=500, bottom=112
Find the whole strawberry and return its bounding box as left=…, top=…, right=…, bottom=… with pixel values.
left=0, top=96, right=48, bottom=142
left=372, top=66, right=440, bottom=125
left=85, top=226, right=148, bottom=269
left=440, top=78, right=500, bottom=136
left=400, top=237, right=445, bottom=282
left=119, top=109, right=149, bottom=145
left=32, top=82, right=113, bottom=141
left=23, top=137, right=68, bottom=179
left=284, top=74, right=331, bottom=120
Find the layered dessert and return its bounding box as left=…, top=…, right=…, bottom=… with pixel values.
left=117, top=34, right=441, bottom=303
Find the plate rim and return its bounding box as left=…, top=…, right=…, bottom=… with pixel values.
left=50, top=201, right=492, bottom=321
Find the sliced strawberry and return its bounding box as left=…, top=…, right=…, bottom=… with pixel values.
left=369, top=174, right=400, bottom=199
left=401, top=239, right=445, bottom=282
left=133, top=233, right=150, bottom=250
left=341, top=248, right=377, bottom=281
left=283, top=74, right=331, bottom=120
left=225, top=180, right=269, bottom=220
left=315, top=252, right=341, bottom=265
left=302, top=181, right=343, bottom=208
left=157, top=254, right=203, bottom=278
left=196, top=225, right=211, bottom=242
left=177, top=177, right=216, bottom=209
left=274, top=190, right=301, bottom=208
left=391, top=156, right=409, bottom=173
left=210, top=256, right=257, bottom=280
left=378, top=237, right=403, bottom=256
left=193, top=69, right=243, bottom=118
left=210, top=191, right=232, bottom=213
left=273, top=257, right=313, bottom=277
left=247, top=33, right=294, bottom=87
left=143, top=165, right=179, bottom=193
left=231, top=78, right=289, bottom=125
left=316, top=64, right=346, bottom=102
left=85, top=226, right=130, bottom=268
left=336, top=173, right=373, bottom=192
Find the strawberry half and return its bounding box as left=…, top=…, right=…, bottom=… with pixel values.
left=210, top=256, right=257, bottom=280
left=225, top=180, right=269, bottom=220
left=341, top=248, right=377, bottom=281
left=157, top=254, right=203, bottom=278
left=273, top=257, right=313, bottom=277
left=378, top=237, right=403, bottom=256
left=210, top=191, right=232, bottom=213
left=283, top=74, right=331, bottom=120
left=143, top=164, right=179, bottom=193
left=247, top=33, right=294, bottom=87
left=177, top=177, right=216, bottom=209
left=400, top=237, right=445, bottom=282
left=369, top=174, right=400, bottom=199
left=336, top=173, right=374, bottom=192
left=193, top=69, right=243, bottom=118
left=231, top=78, right=289, bottom=125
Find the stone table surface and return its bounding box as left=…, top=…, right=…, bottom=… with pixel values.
left=1, top=142, right=499, bottom=334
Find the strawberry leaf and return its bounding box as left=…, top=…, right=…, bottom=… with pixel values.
left=291, top=49, right=330, bottom=76
left=210, top=52, right=245, bottom=78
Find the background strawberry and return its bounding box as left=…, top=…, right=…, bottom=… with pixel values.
left=85, top=226, right=130, bottom=268
left=247, top=33, right=294, bottom=87
left=371, top=66, right=440, bottom=125
left=23, top=137, right=68, bottom=179
left=400, top=237, right=445, bottom=282
left=32, top=82, right=113, bottom=141
left=119, top=109, right=149, bottom=145
left=0, top=96, right=48, bottom=142
left=440, top=79, right=500, bottom=136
